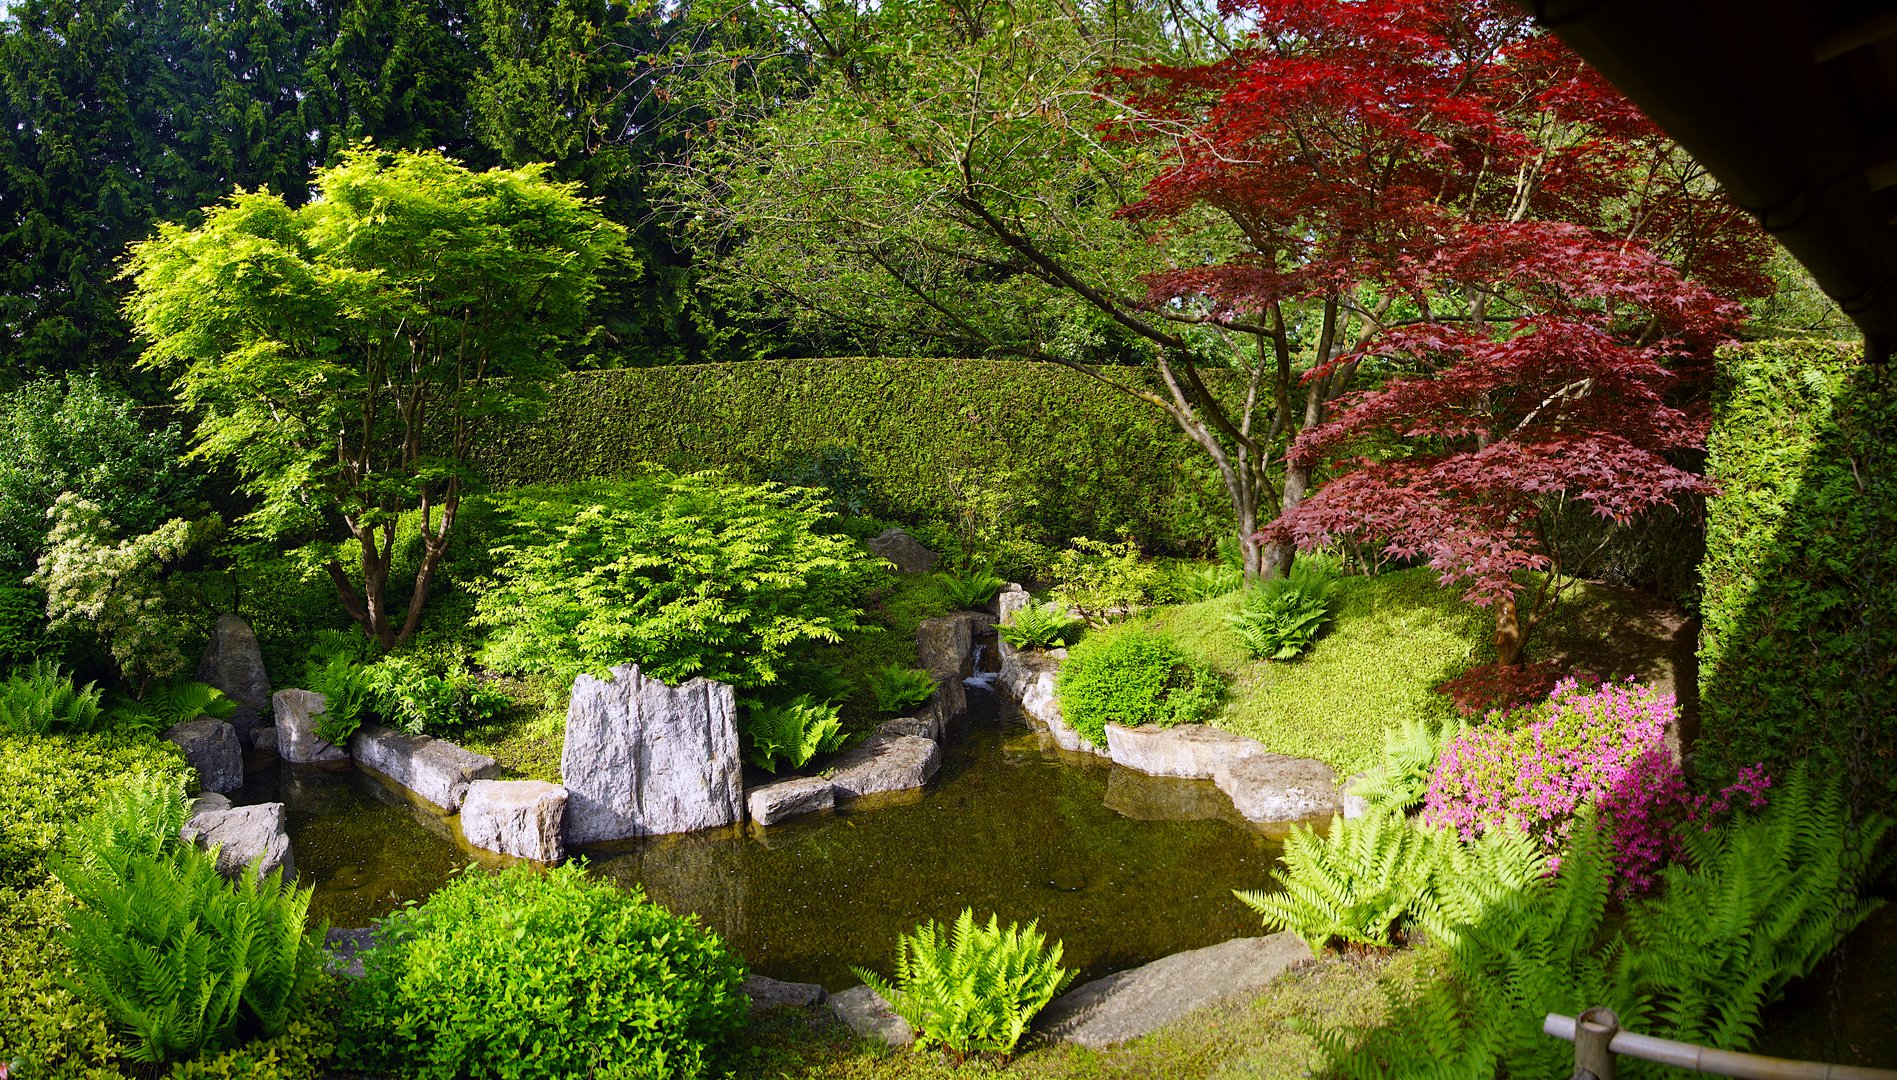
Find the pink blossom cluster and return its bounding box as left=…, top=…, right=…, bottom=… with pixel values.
left=1597, top=751, right=1771, bottom=895
left=1422, top=677, right=1674, bottom=851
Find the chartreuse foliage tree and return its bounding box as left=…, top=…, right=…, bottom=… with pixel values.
left=126, top=148, right=628, bottom=648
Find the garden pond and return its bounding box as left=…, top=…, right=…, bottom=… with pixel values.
left=231, top=695, right=1289, bottom=989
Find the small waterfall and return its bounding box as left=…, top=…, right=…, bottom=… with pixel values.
left=962, top=642, right=999, bottom=690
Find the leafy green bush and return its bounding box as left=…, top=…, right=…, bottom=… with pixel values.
left=474, top=473, right=879, bottom=693
left=0, top=586, right=45, bottom=667
left=765, top=444, right=881, bottom=519
left=0, top=730, right=191, bottom=889
left=31, top=493, right=222, bottom=692
left=104, top=679, right=238, bottom=736
left=340, top=863, right=746, bottom=1080
left=742, top=694, right=847, bottom=773
left=0, top=373, right=201, bottom=581
left=866, top=664, right=937, bottom=715
left=51, top=774, right=324, bottom=1065
left=1226, top=560, right=1338, bottom=660
left=1049, top=536, right=1161, bottom=626
left=936, top=566, right=1005, bottom=610
left=0, top=659, right=105, bottom=737
left=1056, top=625, right=1222, bottom=747
left=357, top=655, right=511, bottom=736
left=854, top=909, right=1076, bottom=1060
left=996, top=601, right=1083, bottom=651
left=1325, top=765, right=1893, bottom=1076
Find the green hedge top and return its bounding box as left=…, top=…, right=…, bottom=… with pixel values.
left=1698, top=338, right=1896, bottom=798
left=470, top=357, right=1234, bottom=555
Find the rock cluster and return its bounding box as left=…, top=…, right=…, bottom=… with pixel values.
left=164, top=717, right=244, bottom=794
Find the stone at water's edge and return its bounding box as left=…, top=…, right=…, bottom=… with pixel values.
left=1037, top=933, right=1314, bottom=1049
left=877, top=716, right=937, bottom=740
left=251, top=726, right=279, bottom=755
left=272, top=689, right=347, bottom=764
left=864, top=527, right=939, bottom=575
left=197, top=614, right=271, bottom=746
left=747, top=774, right=835, bottom=826
left=909, top=671, right=967, bottom=739
left=998, top=648, right=1107, bottom=759
left=461, top=780, right=567, bottom=862
left=827, top=733, right=941, bottom=800
left=1213, top=754, right=1341, bottom=823
left=829, top=984, right=914, bottom=1047
left=352, top=723, right=499, bottom=813
left=164, top=717, right=244, bottom=794
left=1104, top=723, right=1268, bottom=780
left=993, top=582, right=1028, bottom=621
left=182, top=796, right=296, bottom=882
left=916, top=611, right=993, bottom=677
left=561, top=664, right=744, bottom=843
left=746, top=974, right=828, bottom=1012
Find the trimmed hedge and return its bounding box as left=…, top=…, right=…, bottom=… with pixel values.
left=1698, top=339, right=1897, bottom=801
left=471, top=358, right=1234, bottom=555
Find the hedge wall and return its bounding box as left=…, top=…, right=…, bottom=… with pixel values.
left=1698, top=339, right=1896, bottom=801
left=473, top=357, right=1234, bottom=555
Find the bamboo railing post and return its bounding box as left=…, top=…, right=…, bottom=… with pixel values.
left=1574, top=1006, right=1621, bottom=1080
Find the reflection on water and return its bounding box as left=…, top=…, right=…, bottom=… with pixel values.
left=239, top=705, right=1289, bottom=989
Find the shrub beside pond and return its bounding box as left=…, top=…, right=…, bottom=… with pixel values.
left=1056, top=626, right=1223, bottom=747
left=340, top=863, right=746, bottom=1080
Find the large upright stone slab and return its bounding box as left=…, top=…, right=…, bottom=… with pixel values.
left=352, top=723, right=499, bottom=812
left=182, top=797, right=296, bottom=882
left=461, top=780, right=567, bottom=863
left=197, top=614, right=271, bottom=745
left=1104, top=723, right=1267, bottom=780
left=910, top=671, right=967, bottom=739
left=164, top=718, right=244, bottom=793
left=1037, top=934, right=1313, bottom=1048
left=272, top=689, right=347, bottom=764
left=1213, top=754, right=1340, bottom=823
left=561, top=664, right=744, bottom=844
left=864, top=528, right=938, bottom=574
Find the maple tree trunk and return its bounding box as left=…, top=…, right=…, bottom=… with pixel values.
left=1259, top=459, right=1314, bottom=579
left=1493, top=593, right=1524, bottom=667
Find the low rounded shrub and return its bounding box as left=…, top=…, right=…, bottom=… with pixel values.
left=1055, top=625, right=1223, bottom=747
left=339, top=863, right=746, bottom=1080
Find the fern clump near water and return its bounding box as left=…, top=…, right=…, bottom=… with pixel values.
left=1226, top=559, right=1339, bottom=660
left=0, top=657, right=105, bottom=736
left=936, top=566, right=1005, bottom=610
left=50, top=773, right=324, bottom=1065
left=997, top=600, right=1082, bottom=651
left=866, top=663, right=937, bottom=715
left=1351, top=715, right=1466, bottom=815
left=741, top=694, right=847, bottom=772
left=103, top=677, right=237, bottom=735
left=854, top=909, right=1076, bottom=1061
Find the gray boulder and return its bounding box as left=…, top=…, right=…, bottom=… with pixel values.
left=352, top=723, right=499, bottom=812
left=829, top=984, right=914, bottom=1047
left=182, top=800, right=296, bottom=882
left=1213, top=754, right=1341, bottom=823
left=271, top=689, right=347, bottom=764
left=877, top=717, right=938, bottom=740
left=746, top=775, right=835, bottom=826
left=827, top=733, right=941, bottom=800
left=1037, top=934, right=1313, bottom=1049
left=164, top=717, right=244, bottom=794
left=561, top=664, right=744, bottom=844
left=196, top=614, right=271, bottom=745
left=916, top=611, right=992, bottom=676
left=460, top=780, right=567, bottom=862
left=999, top=649, right=1106, bottom=759
left=993, top=582, right=1029, bottom=621
left=251, top=725, right=279, bottom=755
left=1104, top=724, right=1267, bottom=780
left=1341, top=771, right=1372, bottom=820
left=911, top=671, right=967, bottom=737
left=746, top=974, right=828, bottom=1012
left=865, top=528, right=938, bottom=575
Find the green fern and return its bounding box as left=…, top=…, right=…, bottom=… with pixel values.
left=0, top=657, right=104, bottom=736
left=1226, top=561, right=1338, bottom=660
left=865, top=664, right=937, bottom=715
left=49, top=774, right=324, bottom=1064
left=1236, top=809, right=1434, bottom=952
left=853, top=909, right=1075, bottom=1060
left=1352, top=716, right=1466, bottom=814
left=741, top=694, right=847, bottom=773
left=996, top=601, right=1082, bottom=651
left=1176, top=564, right=1243, bottom=601
left=936, top=567, right=1006, bottom=610
left=104, top=678, right=238, bottom=734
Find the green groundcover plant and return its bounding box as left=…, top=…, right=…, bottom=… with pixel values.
left=339, top=862, right=746, bottom=1080
left=855, top=909, right=1075, bottom=1061
left=1056, top=625, right=1223, bottom=746
left=473, top=472, right=880, bottom=695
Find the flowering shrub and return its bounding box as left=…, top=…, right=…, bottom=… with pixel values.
left=1423, top=678, right=1673, bottom=851
left=1598, top=752, right=1771, bottom=895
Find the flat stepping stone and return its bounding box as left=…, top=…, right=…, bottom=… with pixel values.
left=1104, top=723, right=1266, bottom=779
left=1213, top=754, right=1341, bottom=822
left=747, top=774, right=835, bottom=826
left=461, top=779, right=567, bottom=862
left=827, top=733, right=940, bottom=801
left=745, top=974, right=827, bottom=1011
left=1036, top=933, right=1313, bottom=1049
left=353, top=723, right=500, bottom=813
left=828, top=984, right=913, bottom=1046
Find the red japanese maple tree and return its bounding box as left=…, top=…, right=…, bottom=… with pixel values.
left=1108, top=0, right=1765, bottom=662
